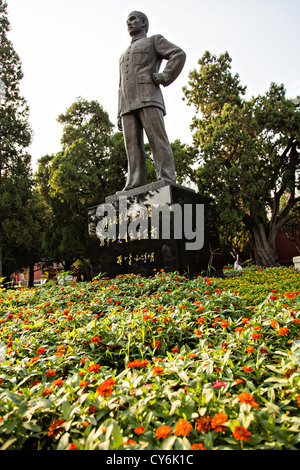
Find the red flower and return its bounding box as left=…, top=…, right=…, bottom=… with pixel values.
left=252, top=333, right=261, bottom=339
left=153, top=365, right=164, bottom=375
left=211, top=412, right=228, bottom=432
left=278, top=327, right=289, bottom=336
left=53, top=379, right=63, bottom=387
left=36, top=347, right=46, bottom=355
left=48, top=419, right=66, bottom=436
left=196, top=416, right=211, bottom=433
left=88, top=363, right=101, bottom=373
left=96, top=378, right=115, bottom=397
left=191, top=443, right=206, bottom=450
left=232, top=425, right=251, bottom=442
left=134, top=426, right=145, bottom=435
left=156, top=425, right=172, bottom=439
left=174, top=418, right=192, bottom=436
left=91, top=336, right=102, bottom=344
left=68, top=442, right=78, bottom=450
left=238, top=392, right=259, bottom=409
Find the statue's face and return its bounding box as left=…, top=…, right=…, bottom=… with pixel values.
left=127, top=13, right=145, bottom=37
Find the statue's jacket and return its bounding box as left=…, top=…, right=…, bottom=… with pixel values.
left=118, top=34, right=186, bottom=119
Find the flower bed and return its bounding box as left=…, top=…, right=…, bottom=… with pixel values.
left=0, top=267, right=299, bottom=450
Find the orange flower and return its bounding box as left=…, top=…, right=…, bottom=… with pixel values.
left=188, top=353, right=197, bottom=359
left=127, top=359, right=149, bottom=368
left=48, top=418, right=66, bottom=436
left=297, top=396, right=300, bottom=408
left=191, top=443, right=206, bottom=450
left=260, top=347, right=268, bottom=354
left=152, top=340, right=161, bottom=349
left=221, top=320, right=229, bottom=328
left=211, top=412, right=228, bottom=432
left=153, top=365, right=164, bottom=375
left=88, top=405, right=97, bottom=415
left=96, top=378, right=115, bottom=397
left=156, top=425, right=172, bottom=439
left=174, top=418, right=193, bottom=437
left=53, top=379, right=63, bottom=387
left=238, top=392, right=259, bottom=409
left=252, top=333, right=261, bottom=339
left=67, top=442, right=78, bottom=450
left=235, top=327, right=245, bottom=335
left=196, top=416, right=211, bottom=433
left=42, top=387, right=54, bottom=397
left=243, top=365, right=254, bottom=373
left=36, top=347, right=46, bottom=355
left=91, top=335, right=102, bottom=344
left=278, top=327, right=289, bottom=336
left=197, top=317, right=205, bottom=323
left=246, top=346, right=255, bottom=354
left=284, top=292, right=296, bottom=299
left=88, top=363, right=101, bottom=373
left=124, top=439, right=137, bottom=445
left=134, top=426, right=145, bottom=435
left=232, top=425, right=251, bottom=442
left=196, top=306, right=205, bottom=312
left=270, top=320, right=277, bottom=328
left=46, top=369, right=56, bottom=377
left=79, top=380, right=89, bottom=388
left=26, top=356, right=40, bottom=367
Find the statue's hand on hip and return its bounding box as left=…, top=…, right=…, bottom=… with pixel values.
left=151, top=73, right=164, bottom=86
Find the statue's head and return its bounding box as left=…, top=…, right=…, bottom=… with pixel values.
left=127, top=11, right=149, bottom=36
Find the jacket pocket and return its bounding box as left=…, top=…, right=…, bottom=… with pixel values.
left=133, top=51, right=149, bottom=65
left=138, top=75, right=162, bottom=103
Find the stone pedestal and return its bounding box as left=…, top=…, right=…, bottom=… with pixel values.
left=293, top=256, right=300, bottom=270
left=88, top=180, right=223, bottom=278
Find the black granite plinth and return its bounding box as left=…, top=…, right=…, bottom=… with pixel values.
left=88, top=181, right=223, bottom=278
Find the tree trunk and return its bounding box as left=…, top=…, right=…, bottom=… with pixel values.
left=251, top=222, right=279, bottom=266
left=28, top=263, right=34, bottom=288
left=0, top=221, right=2, bottom=279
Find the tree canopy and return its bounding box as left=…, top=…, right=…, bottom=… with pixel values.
left=35, top=98, right=128, bottom=268
left=183, top=51, right=300, bottom=266
left=0, top=0, right=34, bottom=279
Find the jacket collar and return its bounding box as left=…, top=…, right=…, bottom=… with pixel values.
left=131, top=33, right=147, bottom=43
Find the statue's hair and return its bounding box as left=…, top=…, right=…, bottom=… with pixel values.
left=130, top=11, right=149, bottom=33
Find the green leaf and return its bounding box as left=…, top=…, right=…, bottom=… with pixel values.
left=229, top=419, right=241, bottom=432
left=1, top=438, right=17, bottom=450
left=161, top=436, right=177, bottom=450
left=23, top=421, right=42, bottom=432
left=177, top=370, right=189, bottom=383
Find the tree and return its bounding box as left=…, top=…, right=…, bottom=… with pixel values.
left=144, top=139, right=198, bottom=186
left=35, top=98, right=128, bottom=268
left=0, top=0, right=33, bottom=278
left=183, top=51, right=300, bottom=266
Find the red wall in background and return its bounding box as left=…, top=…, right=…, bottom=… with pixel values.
left=275, top=231, right=300, bottom=262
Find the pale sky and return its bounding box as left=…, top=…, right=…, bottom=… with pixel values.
left=5, top=0, right=300, bottom=170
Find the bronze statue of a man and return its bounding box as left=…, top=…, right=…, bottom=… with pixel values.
left=118, top=11, right=186, bottom=191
